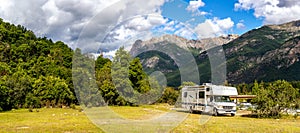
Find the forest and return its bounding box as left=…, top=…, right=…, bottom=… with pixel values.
left=0, top=18, right=175, bottom=111
left=0, top=18, right=74, bottom=111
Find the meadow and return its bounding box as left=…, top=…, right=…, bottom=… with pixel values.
left=0, top=104, right=299, bottom=133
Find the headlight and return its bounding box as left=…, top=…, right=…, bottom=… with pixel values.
left=217, top=105, right=223, bottom=109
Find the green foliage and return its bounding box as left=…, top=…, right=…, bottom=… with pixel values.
left=111, top=47, right=135, bottom=104
left=235, top=82, right=253, bottom=94
left=0, top=19, right=75, bottom=111
left=97, top=47, right=163, bottom=105
left=129, top=58, right=151, bottom=93
left=25, top=93, right=41, bottom=108
left=95, top=55, right=110, bottom=70
left=95, top=60, right=128, bottom=106
left=33, top=76, right=75, bottom=107
left=157, top=87, right=179, bottom=105
left=252, top=80, right=299, bottom=118
left=178, top=81, right=197, bottom=90
left=0, top=76, right=12, bottom=111
left=156, top=82, right=195, bottom=105
left=72, top=49, right=104, bottom=107
left=252, top=80, right=259, bottom=95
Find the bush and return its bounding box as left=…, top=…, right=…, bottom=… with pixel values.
left=70, top=104, right=76, bottom=109
left=252, top=80, right=299, bottom=118
left=157, top=87, right=179, bottom=105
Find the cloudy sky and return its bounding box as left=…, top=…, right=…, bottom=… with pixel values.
left=0, top=0, right=300, bottom=56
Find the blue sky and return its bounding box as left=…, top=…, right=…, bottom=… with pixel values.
left=198, top=0, right=262, bottom=34
left=161, top=0, right=262, bottom=36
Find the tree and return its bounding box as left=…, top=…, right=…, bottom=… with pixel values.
left=157, top=87, right=179, bottom=105
left=73, top=49, right=103, bottom=107
left=0, top=62, right=10, bottom=76
left=252, top=80, right=258, bottom=95
left=0, top=19, right=77, bottom=111
left=111, top=47, right=163, bottom=105
left=0, top=76, right=12, bottom=111
left=6, top=68, right=33, bottom=108
left=178, top=81, right=196, bottom=90
left=33, top=76, right=75, bottom=107
left=253, top=80, right=299, bottom=118
left=95, top=55, right=110, bottom=70
left=111, top=47, right=135, bottom=104
left=96, top=61, right=127, bottom=105
left=129, top=58, right=151, bottom=93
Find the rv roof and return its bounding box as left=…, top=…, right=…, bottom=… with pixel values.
left=182, top=86, right=205, bottom=91
left=208, top=85, right=238, bottom=96
left=184, top=86, right=204, bottom=88
left=182, top=85, right=238, bottom=96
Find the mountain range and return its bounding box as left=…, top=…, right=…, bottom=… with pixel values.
left=130, top=20, right=300, bottom=86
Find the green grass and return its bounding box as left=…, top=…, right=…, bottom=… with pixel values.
left=109, top=104, right=171, bottom=120
left=173, top=113, right=300, bottom=133
left=0, top=108, right=101, bottom=133
left=0, top=105, right=299, bottom=133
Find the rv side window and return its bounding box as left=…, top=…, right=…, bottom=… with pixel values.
left=184, top=92, right=187, bottom=98
left=199, top=92, right=205, bottom=98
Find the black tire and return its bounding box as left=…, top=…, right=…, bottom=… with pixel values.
left=213, top=108, right=218, bottom=116
left=189, top=106, right=194, bottom=113
left=231, top=113, right=235, bottom=116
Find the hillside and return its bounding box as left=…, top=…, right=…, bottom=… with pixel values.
left=131, top=20, right=300, bottom=86
left=0, top=18, right=75, bottom=111
left=223, top=20, right=300, bottom=83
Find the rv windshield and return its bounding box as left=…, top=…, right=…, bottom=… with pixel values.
left=214, top=96, right=232, bottom=102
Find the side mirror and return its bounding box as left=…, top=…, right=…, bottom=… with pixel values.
left=210, top=97, right=213, bottom=102
left=206, top=88, right=210, bottom=91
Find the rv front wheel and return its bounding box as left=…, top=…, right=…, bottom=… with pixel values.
left=213, top=108, right=218, bottom=116
left=231, top=113, right=235, bottom=116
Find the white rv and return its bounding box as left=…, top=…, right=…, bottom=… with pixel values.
left=181, top=83, right=238, bottom=116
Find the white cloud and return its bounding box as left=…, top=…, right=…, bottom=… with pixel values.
left=237, top=20, right=246, bottom=29
left=104, top=14, right=168, bottom=42
left=235, top=0, right=300, bottom=24
left=186, top=0, right=205, bottom=12
left=103, top=50, right=117, bottom=58
left=174, top=27, right=196, bottom=40
left=215, top=17, right=235, bottom=30
left=186, top=0, right=207, bottom=16
left=0, top=0, right=166, bottom=53
left=163, top=20, right=176, bottom=32
left=126, top=15, right=167, bottom=31
left=194, top=17, right=235, bottom=38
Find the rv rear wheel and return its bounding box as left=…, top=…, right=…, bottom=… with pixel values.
left=231, top=113, right=235, bottom=116
left=189, top=106, right=194, bottom=113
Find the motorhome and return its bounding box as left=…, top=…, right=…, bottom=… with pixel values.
left=181, top=83, right=238, bottom=116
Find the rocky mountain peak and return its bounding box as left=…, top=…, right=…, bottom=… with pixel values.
left=130, top=34, right=239, bottom=55
left=268, top=20, right=300, bottom=31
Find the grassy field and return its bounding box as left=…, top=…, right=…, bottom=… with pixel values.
left=0, top=104, right=299, bottom=133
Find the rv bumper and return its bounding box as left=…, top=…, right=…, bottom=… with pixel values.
left=217, top=109, right=236, bottom=114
